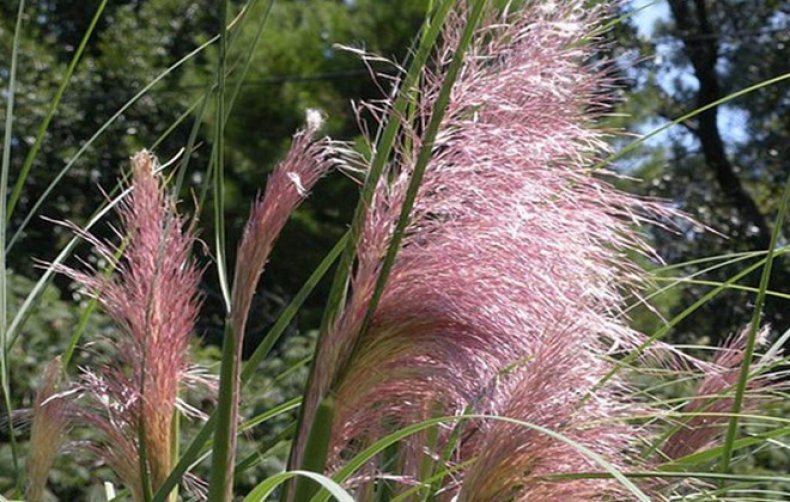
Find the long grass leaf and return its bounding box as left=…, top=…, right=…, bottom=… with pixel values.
left=244, top=471, right=354, bottom=502
left=5, top=0, right=109, bottom=220
left=310, top=415, right=651, bottom=502
left=5, top=5, right=255, bottom=253
left=0, top=0, right=26, bottom=490
left=719, top=172, right=790, bottom=481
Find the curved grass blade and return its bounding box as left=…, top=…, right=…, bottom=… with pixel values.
left=0, top=0, right=27, bottom=489
left=5, top=0, right=109, bottom=220
left=310, top=414, right=651, bottom=502
left=5, top=4, right=256, bottom=253
left=719, top=172, right=790, bottom=481
left=244, top=470, right=354, bottom=502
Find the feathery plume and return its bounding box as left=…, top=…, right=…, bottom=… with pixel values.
left=60, top=151, right=202, bottom=499
left=295, top=1, right=673, bottom=498
left=209, top=111, right=334, bottom=500
left=25, top=357, right=72, bottom=502
left=231, top=110, right=334, bottom=341
left=663, top=327, right=783, bottom=460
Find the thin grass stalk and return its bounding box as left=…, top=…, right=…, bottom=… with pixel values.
left=653, top=276, right=790, bottom=300
left=8, top=0, right=268, bottom=360
left=213, top=0, right=231, bottom=313
left=629, top=248, right=790, bottom=315
left=292, top=0, right=487, bottom=495
left=0, top=0, right=26, bottom=489
left=596, top=71, right=790, bottom=170
left=286, top=2, right=456, bottom=495
left=184, top=400, right=302, bottom=477
left=206, top=0, right=234, bottom=494
left=5, top=0, right=109, bottom=220
left=336, top=0, right=488, bottom=385
left=718, top=172, right=790, bottom=482
left=589, top=251, right=781, bottom=398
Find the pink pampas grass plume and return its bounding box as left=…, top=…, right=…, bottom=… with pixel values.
left=662, top=327, right=785, bottom=460
left=25, top=357, right=72, bottom=502
left=209, top=111, right=335, bottom=500
left=231, top=110, right=334, bottom=341
left=295, top=1, right=674, bottom=498
left=60, top=150, right=202, bottom=499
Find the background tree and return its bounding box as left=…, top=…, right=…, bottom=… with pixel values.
left=613, top=0, right=789, bottom=344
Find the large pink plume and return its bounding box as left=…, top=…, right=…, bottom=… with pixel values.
left=60, top=151, right=203, bottom=498
left=296, top=1, right=674, bottom=498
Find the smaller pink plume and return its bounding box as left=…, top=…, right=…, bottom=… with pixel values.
left=211, top=111, right=335, bottom=501
left=231, top=110, right=335, bottom=339
left=25, top=357, right=72, bottom=502
left=663, top=327, right=784, bottom=460
left=60, top=150, right=202, bottom=499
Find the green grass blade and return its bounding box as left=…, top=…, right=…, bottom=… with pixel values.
left=718, top=172, right=790, bottom=481
left=206, top=0, right=233, bottom=484
left=5, top=37, right=217, bottom=254
left=244, top=471, right=354, bottom=502
left=212, top=0, right=231, bottom=314
left=207, top=323, right=236, bottom=502
left=0, top=0, right=27, bottom=489
left=664, top=426, right=790, bottom=469
left=6, top=185, right=132, bottom=350
left=287, top=0, right=456, bottom=490
left=5, top=4, right=256, bottom=253
left=652, top=276, right=790, bottom=301
left=590, top=250, right=783, bottom=397
left=5, top=0, right=109, bottom=220
left=597, top=71, right=790, bottom=170
left=292, top=396, right=336, bottom=501
left=311, top=414, right=651, bottom=502
left=626, top=248, right=787, bottom=315
left=295, top=2, right=489, bottom=496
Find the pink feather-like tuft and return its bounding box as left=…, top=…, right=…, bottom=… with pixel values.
left=60, top=151, right=202, bottom=499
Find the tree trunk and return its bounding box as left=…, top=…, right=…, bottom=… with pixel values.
left=667, top=0, right=771, bottom=249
